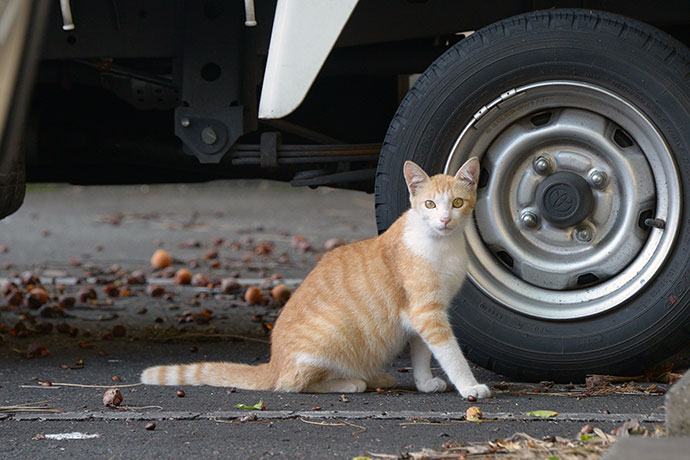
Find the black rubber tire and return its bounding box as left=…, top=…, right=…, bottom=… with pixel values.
left=375, top=9, right=690, bottom=382
left=0, top=155, right=25, bottom=219
left=0, top=0, right=49, bottom=220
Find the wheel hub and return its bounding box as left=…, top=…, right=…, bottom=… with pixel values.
left=444, top=80, right=680, bottom=319
left=536, top=171, right=593, bottom=228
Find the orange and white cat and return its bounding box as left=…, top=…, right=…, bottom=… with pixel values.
left=141, top=157, right=491, bottom=399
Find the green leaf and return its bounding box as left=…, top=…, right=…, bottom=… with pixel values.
left=352, top=457, right=372, bottom=460
left=548, top=456, right=560, bottom=460
left=580, top=434, right=596, bottom=441
left=526, top=410, right=559, bottom=418
left=235, top=400, right=264, bottom=410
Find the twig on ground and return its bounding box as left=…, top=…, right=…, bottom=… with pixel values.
left=45, top=382, right=144, bottom=389
left=0, top=401, right=63, bottom=413
left=298, top=417, right=367, bottom=435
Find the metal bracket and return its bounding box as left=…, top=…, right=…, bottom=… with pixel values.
left=175, top=0, right=244, bottom=164
left=175, top=107, right=243, bottom=164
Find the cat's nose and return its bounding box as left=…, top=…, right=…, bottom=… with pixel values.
left=440, top=217, right=451, bottom=225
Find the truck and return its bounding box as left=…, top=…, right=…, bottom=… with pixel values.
left=3, top=0, right=690, bottom=381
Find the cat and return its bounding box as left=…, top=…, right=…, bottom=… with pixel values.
left=141, top=157, right=491, bottom=399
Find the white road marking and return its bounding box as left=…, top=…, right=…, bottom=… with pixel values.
left=43, top=432, right=100, bottom=440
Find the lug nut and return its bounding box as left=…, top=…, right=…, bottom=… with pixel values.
left=520, top=212, right=539, bottom=229
left=575, top=227, right=593, bottom=242
left=180, top=118, right=190, bottom=128
left=533, top=156, right=552, bottom=175
left=589, top=170, right=608, bottom=189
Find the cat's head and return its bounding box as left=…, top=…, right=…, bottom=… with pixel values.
left=403, top=157, right=480, bottom=236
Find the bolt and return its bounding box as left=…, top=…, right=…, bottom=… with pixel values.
left=180, top=118, right=190, bottom=128
left=520, top=212, right=539, bottom=229
left=575, top=226, right=593, bottom=242
left=589, top=170, right=608, bottom=189
left=201, top=126, right=217, bottom=145
left=533, top=156, right=552, bottom=175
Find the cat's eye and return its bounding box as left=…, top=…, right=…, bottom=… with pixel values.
left=424, top=200, right=436, bottom=209
left=452, top=198, right=464, bottom=208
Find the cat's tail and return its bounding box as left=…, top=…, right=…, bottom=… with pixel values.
left=140, top=362, right=275, bottom=390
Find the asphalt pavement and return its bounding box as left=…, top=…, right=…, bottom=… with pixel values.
left=0, top=180, right=673, bottom=459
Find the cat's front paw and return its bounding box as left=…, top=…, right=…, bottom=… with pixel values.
left=458, top=383, right=491, bottom=399
left=415, top=377, right=448, bottom=393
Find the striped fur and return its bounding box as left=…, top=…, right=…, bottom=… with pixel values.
left=141, top=158, right=490, bottom=398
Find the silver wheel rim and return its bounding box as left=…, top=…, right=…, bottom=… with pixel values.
left=444, top=80, right=681, bottom=320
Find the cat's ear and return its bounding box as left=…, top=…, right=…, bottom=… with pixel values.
left=404, top=161, right=430, bottom=195
left=454, top=157, right=480, bottom=188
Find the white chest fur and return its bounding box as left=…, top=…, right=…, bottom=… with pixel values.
left=402, top=211, right=469, bottom=305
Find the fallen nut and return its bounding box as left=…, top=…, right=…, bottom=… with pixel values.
left=581, top=424, right=594, bottom=434
left=292, top=235, right=312, bottom=252
left=25, top=288, right=49, bottom=309
left=146, top=284, right=165, bottom=297
left=221, top=278, right=241, bottom=293
left=176, top=390, right=185, bottom=398
left=150, top=249, right=172, bottom=269
left=126, top=270, right=147, bottom=285
left=467, top=395, right=477, bottom=403
left=20, top=271, right=38, bottom=285
left=173, top=268, right=192, bottom=285
left=191, top=273, right=209, bottom=287
left=77, top=287, right=97, bottom=303
left=58, top=295, right=76, bottom=309
left=145, top=422, right=156, bottom=431
left=103, top=388, right=123, bottom=407
left=465, top=406, right=483, bottom=421
left=270, top=284, right=291, bottom=304
left=244, top=286, right=264, bottom=305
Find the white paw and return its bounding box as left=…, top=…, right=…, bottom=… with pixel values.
left=368, top=373, right=396, bottom=388
left=458, top=383, right=491, bottom=399
left=415, top=377, right=448, bottom=393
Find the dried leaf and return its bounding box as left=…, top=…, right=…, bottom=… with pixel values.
left=234, top=400, right=265, bottom=410
left=526, top=410, right=558, bottom=418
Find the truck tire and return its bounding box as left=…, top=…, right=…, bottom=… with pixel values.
left=375, top=9, right=690, bottom=381
left=0, top=0, right=48, bottom=220
left=0, top=155, right=25, bottom=219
